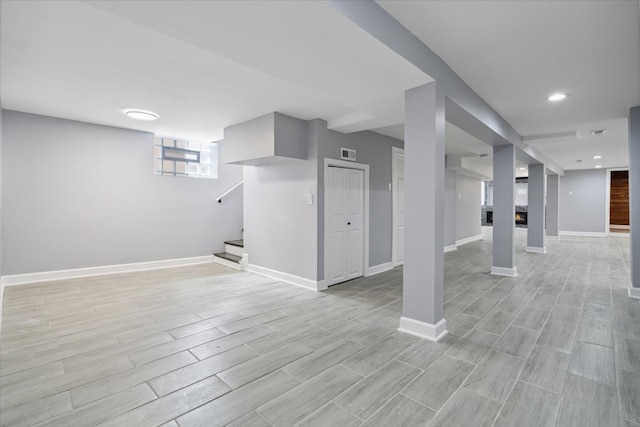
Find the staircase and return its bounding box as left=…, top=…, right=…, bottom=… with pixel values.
left=214, top=239, right=244, bottom=270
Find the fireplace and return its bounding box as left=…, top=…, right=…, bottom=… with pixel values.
left=482, top=206, right=528, bottom=227
left=515, top=211, right=527, bottom=225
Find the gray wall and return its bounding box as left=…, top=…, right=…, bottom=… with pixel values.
left=456, top=173, right=482, bottom=241
left=559, top=169, right=607, bottom=233
left=515, top=182, right=528, bottom=206
left=315, top=120, right=404, bottom=278
left=444, top=169, right=456, bottom=247
left=243, top=119, right=318, bottom=280
left=2, top=111, right=244, bottom=275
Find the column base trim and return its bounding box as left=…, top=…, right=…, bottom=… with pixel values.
left=444, top=244, right=457, bottom=253
left=526, top=246, right=547, bottom=254
left=398, top=317, right=448, bottom=342
left=546, top=235, right=559, bottom=240
left=629, top=286, right=640, bottom=299
left=491, top=266, right=518, bottom=277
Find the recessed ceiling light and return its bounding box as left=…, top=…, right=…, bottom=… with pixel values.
left=593, top=155, right=602, bottom=159
left=595, top=165, right=602, bottom=169
left=519, top=167, right=526, bottom=170
left=125, top=110, right=158, bottom=121
left=547, top=93, right=567, bottom=102
left=591, top=129, right=607, bottom=136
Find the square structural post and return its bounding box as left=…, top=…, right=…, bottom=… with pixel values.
left=398, top=82, right=447, bottom=341
left=491, top=144, right=517, bottom=277
left=546, top=174, right=559, bottom=239
left=527, top=164, right=546, bottom=253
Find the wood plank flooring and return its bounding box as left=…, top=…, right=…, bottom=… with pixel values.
left=1, top=228, right=639, bottom=426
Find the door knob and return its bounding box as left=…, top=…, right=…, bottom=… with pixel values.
left=347, top=222, right=351, bottom=225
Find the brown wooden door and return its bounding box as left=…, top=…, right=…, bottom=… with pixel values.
left=610, top=171, right=629, bottom=226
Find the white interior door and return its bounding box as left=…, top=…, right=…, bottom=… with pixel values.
left=392, top=149, right=405, bottom=266
left=327, top=166, right=364, bottom=285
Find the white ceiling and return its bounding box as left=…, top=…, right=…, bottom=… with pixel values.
left=0, top=0, right=430, bottom=141
left=2, top=1, right=639, bottom=174
left=377, top=0, right=640, bottom=171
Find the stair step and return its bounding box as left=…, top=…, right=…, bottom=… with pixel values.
left=224, top=239, right=244, bottom=248
left=214, top=252, right=242, bottom=263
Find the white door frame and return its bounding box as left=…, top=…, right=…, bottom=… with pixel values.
left=392, top=147, right=405, bottom=266
left=324, top=158, right=370, bottom=283
left=605, top=167, right=630, bottom=234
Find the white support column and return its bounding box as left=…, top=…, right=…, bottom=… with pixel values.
left=491, top=145, right=517, bottom=277
left=398, top=81, right=447, bottom=341
left=527, top=164, right=546, bottom=253
left=546, top=174, right=559, bottom=239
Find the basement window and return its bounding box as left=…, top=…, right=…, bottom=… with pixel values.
left=154, top=137, right=218, bottom=179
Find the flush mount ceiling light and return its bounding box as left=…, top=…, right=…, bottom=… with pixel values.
left=125, top=110, right=158, bottom=121
left=547, top=93, right=567, bottom=102
left=593, top=155, right=602, bottom=159
left=591, top=129, right=607, bottom=136
left=595, top=165, right=602, bottom=169
left=519, top=167, right=526, bottom=170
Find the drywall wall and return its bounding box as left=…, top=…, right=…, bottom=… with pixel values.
left=315, top=120, right=403, bottom=278
left=515, top=182, right=528, bottom=206
left=444, top=168, right=456, bottom=247
left=559, top=169, right=607, bottom=233
left=242, top=118, right=317, bottom=281
left=223, top=112, right=307, bottom=165
left=456, top=174, right=482, bottom=241
left=2, top=111, right=244, bottom=275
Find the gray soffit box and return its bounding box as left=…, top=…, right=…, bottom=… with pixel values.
left=222, top=112, right=307, bottom=166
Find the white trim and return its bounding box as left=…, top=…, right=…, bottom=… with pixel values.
left=366, top=262, right=394, bottom=277
left=559, top=231, right=607, bottom=237
left=392, top=147, right=405, bottom=267
left=1, top=255, right=215, bottom=287
left=455, top=234, right=483, bottom=246
left=212, top=256, right=242, bottom=270
left=245, top=263, right=327, bottom=292
left=444, top=244, right=457, bottom=253
left=628, top=286, right=640, bottom=299
left=398, top=317, right=448, bottom=342
left=324, top=158, right=370, bottom=287
left=491, top=266, right=518, bottom=277
left=526, top=246, right=547, bottom=254
left=546, top=235, right=560, bottom=240
left=610, top=225, right=630, bottom=230
left=225, top=244, right=243, bottom=257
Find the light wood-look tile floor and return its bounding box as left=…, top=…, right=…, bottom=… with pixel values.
left=1, top=228, right=639, bottom=426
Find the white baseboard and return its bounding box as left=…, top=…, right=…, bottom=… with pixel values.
left=546, top=235, right=559, bottom=240
left=212, top=256, right=242, bottom=270
left=444, top=244, right=457, bottom=253
left=1, top=255, right=216, bottom=287
left=610, top=225, right=630, bottom=230
left=491, top=266, right=518, bottom=277
left=559, top=231, right=607, bottom=237
left=526, top=246, right=547, bottom=254
left=245, top=263, right=326, bottom=291
left=456, top=234, right=483, bottom=246
left=629, top=286, right=640, bottom=299
left=366, top=262, right=394, bottom=277
left=398, top=317, right=448, bottom=342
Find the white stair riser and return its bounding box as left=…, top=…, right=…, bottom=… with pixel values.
left=225, top=244, right=243, bottom=256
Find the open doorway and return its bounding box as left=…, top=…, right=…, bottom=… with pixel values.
left=607, top=169, right=629, bottom=234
